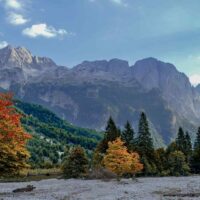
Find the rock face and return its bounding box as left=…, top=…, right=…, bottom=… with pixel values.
left=0, top=45, right=200, bottom=146
left=0, top=45, right=57, bottom=89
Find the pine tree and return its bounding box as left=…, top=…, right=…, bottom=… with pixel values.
left=137, top=112, right=154, bottom=157
left=62, top=146, right=89, bottom=178
left=175, top=127, right=186, bottom=153
left=136, top=112, right=156, bottom=175
left=194, top=127, right=200, bottom=150
left=105, top=117, right=120, bottom=142
left=191, top=127, right=200, bottom=173
left=168, top=150, right=190, bottom=176
left=103, top=138, right=143, bottom=179
left=97, top=117, right=120, bottom=153
left=121, top=121, right=135, bottom=151
left=184, top=132, right=192, bottom=162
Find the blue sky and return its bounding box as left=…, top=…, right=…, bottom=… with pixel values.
left=1, top=0, right=200, bottom=84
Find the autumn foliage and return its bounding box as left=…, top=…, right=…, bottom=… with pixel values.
left=0, top=93, right=31, bottom=176
left=103, top=138, right=143, bottom=178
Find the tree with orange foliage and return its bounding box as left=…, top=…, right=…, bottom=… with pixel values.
left=0, top=93, right=31, bottom=177
left=103, top=137, right=143, bottom=179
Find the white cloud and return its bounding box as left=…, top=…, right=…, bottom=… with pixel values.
left=7, top=13, right=28, bottom=25
left=0, top=0, right=29, bottom=26
left=189, top=74, right=200, bottom=86
left=0, top=41, right=8, bottom=49
left=3, top=0, right=22, bottom=10
left=22, top=24, right=68, bottom=39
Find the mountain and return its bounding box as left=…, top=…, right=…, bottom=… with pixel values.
left=0, top=45, right=200, bottom=146
left=0, top=45, right=57, bottom=90
left=15, top=100, right=101, bottom=168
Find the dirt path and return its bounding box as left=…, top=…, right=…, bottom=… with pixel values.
left=0, top=176, right=200, bottom=200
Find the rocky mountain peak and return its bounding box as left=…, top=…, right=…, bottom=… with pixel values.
left=0, top=45, right=57, bottom=70
left=0, top=45, right=32, bottom=68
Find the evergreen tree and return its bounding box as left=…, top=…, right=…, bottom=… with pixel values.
left=121, top=121, right=135, bottom=151
left=97, top=117, right=120, bottom=153
left=62, top=146, right=89, bottom=178
left=168, top=151, right=190, bottom=176
left=105, top=117, right=120, bottom=142
left=191, top=127, right=200, bottom=173
left=184, top=132, right=192, bottom=162
left=136, top=112, right=156, bottom=175
left=194, top=127, right=200, bottom=150
left=137, top=112, right=154, bottom=157
left=175, top=127, right=186, bottom=153
left=154, top=148, right=168, bottom=175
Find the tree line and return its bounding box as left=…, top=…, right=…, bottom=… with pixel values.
left=1, top=92, right=200, bottom=179
left=62, top=112, right=200, bottom=179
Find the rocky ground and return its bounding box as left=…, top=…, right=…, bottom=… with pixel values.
left=0, top=176, right=200, bottom=200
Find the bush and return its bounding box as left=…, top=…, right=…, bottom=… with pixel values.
left=62, top=146, right=89, bottom=178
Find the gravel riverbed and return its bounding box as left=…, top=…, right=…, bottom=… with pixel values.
left=0, top=176, right=200, bottom=200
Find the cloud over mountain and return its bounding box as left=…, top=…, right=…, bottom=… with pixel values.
left=22, top=23, right=68, bottom=39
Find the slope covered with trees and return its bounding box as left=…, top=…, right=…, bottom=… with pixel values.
left=14, top=100, right=102, bottom=168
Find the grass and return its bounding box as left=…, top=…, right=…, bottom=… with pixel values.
left=0, top=168, right=62, bottom=183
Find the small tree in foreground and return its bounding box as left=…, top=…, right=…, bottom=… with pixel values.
left=62, top=146, right=89, bottom=178
left=103, top=138, right=143, bottom=180
left=0, top=93, right=31, bottom=177
left=168, top=150, right=190, bottom=176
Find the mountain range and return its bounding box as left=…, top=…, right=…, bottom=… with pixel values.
left=1, top=45, right=200, bottom=147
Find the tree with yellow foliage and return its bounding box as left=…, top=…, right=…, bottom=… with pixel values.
left=0, top=93, right=31, bottom=177
left=103, top=137, right=143, bottom=179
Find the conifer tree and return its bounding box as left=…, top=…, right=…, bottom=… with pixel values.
left=136, top=112, right=156, bottom=175
left=184, top=132, right=192, bottom=161
left=191, top=127, right=200, bottom=173
left=97, top=116, right=120, bottom=153
left=175, top=127, right=186, bottom=153
left=105, top=117, right=120, bottom=142
left=121, top=121, right=135, bottom=151
left=62, top=146, right=89, bottom=178
left=137, top=112, right=154, bottom=157
left=194, top=127, right=200, bottom=150
left=168, top=150, right=190, bottom=176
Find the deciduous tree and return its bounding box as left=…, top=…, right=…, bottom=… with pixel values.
left=103, top=138, right=143, bottom=179
left=0, top=93, right=31, bottom=176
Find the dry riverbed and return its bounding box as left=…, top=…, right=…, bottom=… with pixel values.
left=0, top=176, right=200, bottom=200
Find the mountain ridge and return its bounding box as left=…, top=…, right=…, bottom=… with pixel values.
left=0, top=45, right=199, bottom=146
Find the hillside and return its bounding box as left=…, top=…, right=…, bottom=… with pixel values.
left=15, top=100, right=102, bottom=168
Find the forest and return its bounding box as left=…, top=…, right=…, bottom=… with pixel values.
left=1, top=92, right=200, bottom=179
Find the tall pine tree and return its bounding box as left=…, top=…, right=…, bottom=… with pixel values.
left=175, top=127, right=185, bottom=153
left=121, top=121, right=135, bottom=151
left=137, top=112, right=154, bottom=156
left=137, top=112, right=156, bottom=175
left=194, top=127, right=200, bottom=150
left=184, top=131, right=192, bottom=162
left=97, top=116, right=120, bottom=153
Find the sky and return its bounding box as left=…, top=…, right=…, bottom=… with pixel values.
left=0, top=0, right=200, bottom=85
